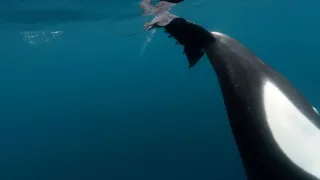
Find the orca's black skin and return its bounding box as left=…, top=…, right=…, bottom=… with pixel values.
left=163, top=18, right=320, bottom=180
left=164, top=18, right=215, bottom=68
left=160, top=0, right=184, bottom=3
left=205, top=32, right=320, bottom=180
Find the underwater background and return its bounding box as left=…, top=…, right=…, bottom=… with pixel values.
left=1, top=0, right=320, bottom=179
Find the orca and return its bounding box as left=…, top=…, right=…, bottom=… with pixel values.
left=154, top=13, right=320, bottom=179
left=204, top=32, right=320, bottom=180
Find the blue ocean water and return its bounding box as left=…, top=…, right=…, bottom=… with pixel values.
left=1, top=0, right=320, bottom=179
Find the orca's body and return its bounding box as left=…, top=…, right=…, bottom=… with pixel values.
left=204, top=32, right=320, bottom=180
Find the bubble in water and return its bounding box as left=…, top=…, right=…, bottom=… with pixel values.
left=138, top=28, right=157, bottom=58
left=21, top=30, right=63, bottom=45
